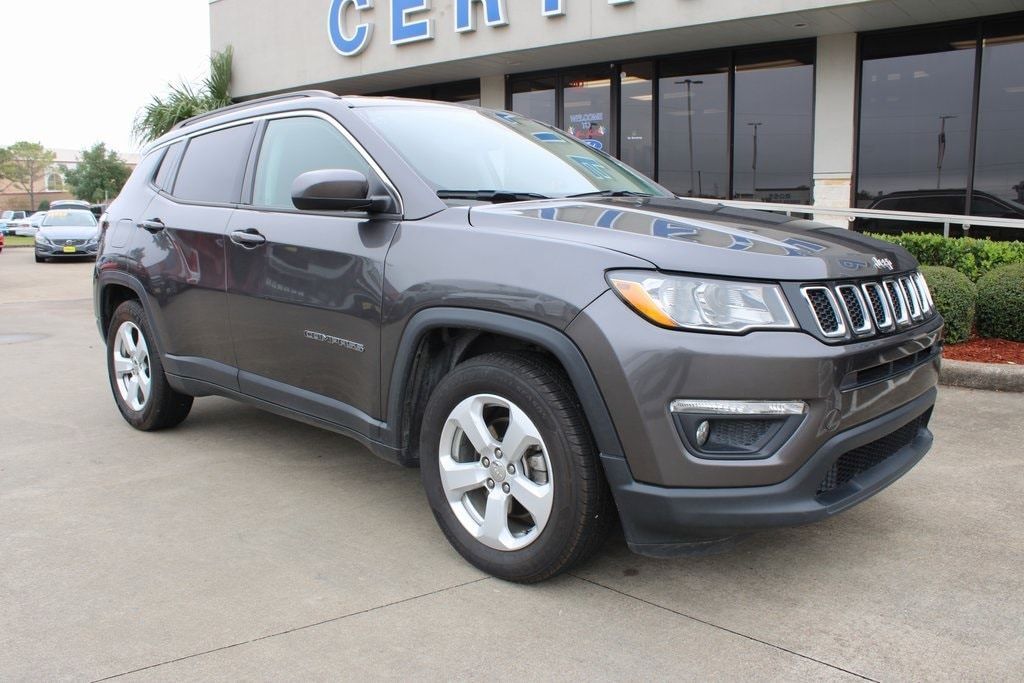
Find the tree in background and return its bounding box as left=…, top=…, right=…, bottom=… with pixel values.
left=133, top=47, right=233, bottom=144
left=38, top=199, right=50, bottom=211
left=64, top=143, right=131, bottom=203
left=0, top=142, right=56, bottom=210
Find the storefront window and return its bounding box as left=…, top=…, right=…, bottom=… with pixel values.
left=370, top=79, right=480, bottom=105
left=857, top=26, right=976, bottom=212
left=511, top=76, right=557, bottom=127
left=619, top=62, right=654, bottom=179
left=733, top=45, right=815, bottom=204
left=508, top=41, right=815, bottom=201
left=974, top=19, right=1024, bottom=215
left=657, top=54, right=729, bottom=198
left=562, top=69, right=614, bottom=156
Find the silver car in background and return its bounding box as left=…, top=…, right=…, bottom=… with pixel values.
left=34, top=209, right=100, bottom=262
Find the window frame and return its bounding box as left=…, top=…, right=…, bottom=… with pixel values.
left=505, top=38, right=817, bottom=201
left=139, top=110, right=403, bottom=217
left=854, top=11, right=1024, bottom=215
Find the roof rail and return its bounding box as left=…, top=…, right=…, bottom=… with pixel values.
left=171, top=89, right=339, bottom=131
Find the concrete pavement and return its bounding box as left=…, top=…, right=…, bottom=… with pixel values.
left=1, top=247, right=1022, bottom=681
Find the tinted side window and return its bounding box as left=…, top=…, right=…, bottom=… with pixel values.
left=173, top=124, right=254, bottom=203
left=253, top=117, right=372, bottom=209
left=154, top=141, right=184, bottom=191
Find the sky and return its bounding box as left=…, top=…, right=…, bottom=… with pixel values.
left=1, top=0, right=211, bottom=155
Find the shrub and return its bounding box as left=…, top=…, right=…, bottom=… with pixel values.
left=975, top=264, right=1024, bottom=342
left=867, top=232, right=1024, bottom=282
left=920, top=266, right=976, bottom=344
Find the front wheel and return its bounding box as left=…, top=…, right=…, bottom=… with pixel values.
left=106, top=300, right=193, bottom=430
left=420, top=352, right=613, bottom=582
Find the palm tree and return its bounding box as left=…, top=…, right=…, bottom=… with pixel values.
left=133, top=47, right=233, bottom=144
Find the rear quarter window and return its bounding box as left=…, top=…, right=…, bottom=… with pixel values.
left=173, top=124, right=255, bottom=204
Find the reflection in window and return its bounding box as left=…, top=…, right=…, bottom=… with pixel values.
left=619, top=63, right=653, bottom=179
left=733, top=46, right=815, bottom=204
left=974, top=21, right=1024, bottom=211
left=857, top=26, right=975, bottom=210
left=511, top=77, right=557, bottom=127
left=562, top=69, right=614, bottom=156
left=658, top=55, right=729, bottom=198
left=369, top=79, right=480, bottom=106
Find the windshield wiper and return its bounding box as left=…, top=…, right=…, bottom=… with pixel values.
left=565, top=190, right=654, bottom=199
left=436, top=190, right=551, bottom=203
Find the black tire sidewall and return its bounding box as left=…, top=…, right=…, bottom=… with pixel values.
left=105, top=300, right=180, bottom=430
left=420, top=357, right=589, bottom=581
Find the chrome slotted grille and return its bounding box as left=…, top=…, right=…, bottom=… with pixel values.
left=801, top=272, right=934, bottom=341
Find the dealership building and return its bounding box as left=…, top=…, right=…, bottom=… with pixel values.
left=210, top=0, right=1024, bottom=222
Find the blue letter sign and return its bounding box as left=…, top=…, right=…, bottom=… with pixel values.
left=328, top=0, right=374, bottom=56
left=391, top=0, right=434, bottom=45
left=455, top=0, right=508, bottom=32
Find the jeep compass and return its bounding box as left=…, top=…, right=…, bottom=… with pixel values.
left=94, top=92, right=941, bottom=582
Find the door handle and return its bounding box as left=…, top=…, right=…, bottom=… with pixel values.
left=230, top=228, right=267, bottom=247
left=137, top=218, right=165, bottom=233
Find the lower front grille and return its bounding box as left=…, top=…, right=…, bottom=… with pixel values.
left=816, top=409, right=931, bottom=496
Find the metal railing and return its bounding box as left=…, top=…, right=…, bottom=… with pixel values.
left=691, top=198, right=1024, bottom=238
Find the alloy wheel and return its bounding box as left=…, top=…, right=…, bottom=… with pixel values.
left=438, top=393, right=554, bottom=551
left=112, top=321, right=152, bottom=412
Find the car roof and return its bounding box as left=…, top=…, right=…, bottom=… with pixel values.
left=148, top=90, right=467, bottom=152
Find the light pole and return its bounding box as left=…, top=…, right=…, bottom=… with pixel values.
left=936, top=114, right=957, bottom=189
left=676, top=78, right=702, bottom=196
left=748, top=121, right=763, bottom=199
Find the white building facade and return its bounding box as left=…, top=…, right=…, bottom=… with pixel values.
left=210, top=0, right=1024, bottom=224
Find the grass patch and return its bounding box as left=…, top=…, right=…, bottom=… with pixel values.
left=3, top=236, right=35, bottom=247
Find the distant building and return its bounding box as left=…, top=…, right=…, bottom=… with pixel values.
left=0, top=148, right=139, bottom=211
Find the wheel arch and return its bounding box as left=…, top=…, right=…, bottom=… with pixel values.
left=385, top=307, right=624, bottom=463
left=95, top=271, right=168, bottom=358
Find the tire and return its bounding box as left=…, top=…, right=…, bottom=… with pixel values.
left=35, top=254, right=43, bottom=263
left=106, top=299, right=193, bottom=431
left=420, top=352, right=613, bottom=582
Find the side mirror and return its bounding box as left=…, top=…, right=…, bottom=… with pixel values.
left=291, top=169, right=391, bottom=213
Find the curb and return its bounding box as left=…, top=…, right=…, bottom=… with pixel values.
left=940, top=358, right=1024, bottom=392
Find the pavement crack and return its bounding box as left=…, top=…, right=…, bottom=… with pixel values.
left=570, top=574, right=879, bottom=682
left=90, top=576, right=491, bottom=681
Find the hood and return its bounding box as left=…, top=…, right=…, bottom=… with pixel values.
left=38, top=225, right=99, bottom=241
left=468, top=197, right=917, bottom=281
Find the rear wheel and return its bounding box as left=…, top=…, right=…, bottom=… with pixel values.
left=420, top=352, right=613, bottom=582
left=106, top=300, right=193, bottom=430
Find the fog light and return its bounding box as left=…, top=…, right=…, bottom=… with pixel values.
left=695, top=420, right=710, bottom=447
left=671, top=399, right=807, bottom=460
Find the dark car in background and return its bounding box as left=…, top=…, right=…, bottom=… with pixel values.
left=856, top=189, right=1024, bottom=241
left=93, top=93, right=941, bottom=582
left=35, top=208, right=100, bottom=262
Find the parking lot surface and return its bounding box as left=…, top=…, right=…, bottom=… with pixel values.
left=1, top=246, right=1022, bottom=681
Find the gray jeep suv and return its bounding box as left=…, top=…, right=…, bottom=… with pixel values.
left=94, top=92, right=941, bottom=582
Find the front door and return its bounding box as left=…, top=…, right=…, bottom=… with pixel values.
left=226, top=115, right=399, bottom=432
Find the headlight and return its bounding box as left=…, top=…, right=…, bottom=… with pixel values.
left=35, top=234, right=50, bottom=245
left=607, top=271, right=797, bottom=333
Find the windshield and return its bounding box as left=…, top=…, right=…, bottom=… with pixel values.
left=357, top=105, right=670, bottom=200
left=42, top=209, right=97, bottom=227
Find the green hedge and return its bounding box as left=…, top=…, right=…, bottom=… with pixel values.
left=976, top=264, right=1024, bottom=342
left=867, top=232, right=1024, bottom=282
left=920, top=266, right=976, bottom=344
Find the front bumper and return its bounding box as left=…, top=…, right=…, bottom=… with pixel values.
left=36, top=243, right=99, bottom=258
left=604, top=387, right=935, bottom=556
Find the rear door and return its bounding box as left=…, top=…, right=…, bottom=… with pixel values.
left=138, top=123, right=256, bottom=389
left=226, top=114, right=400, bottom=431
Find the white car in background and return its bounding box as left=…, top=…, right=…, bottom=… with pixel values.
left=12, top=212, right=47, bottom=236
